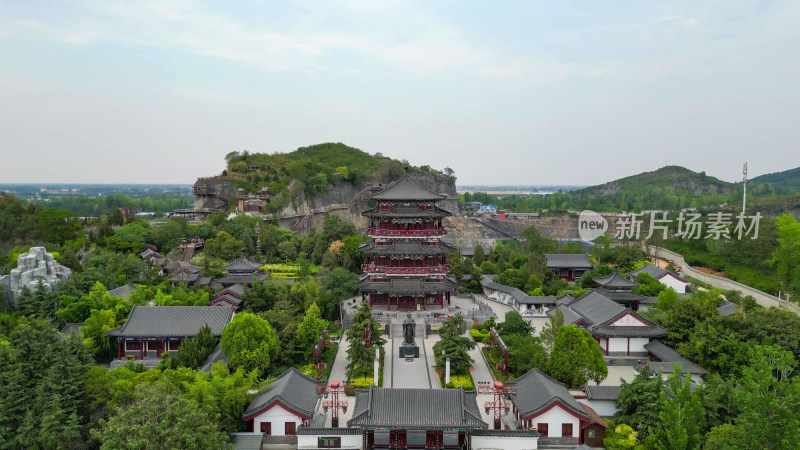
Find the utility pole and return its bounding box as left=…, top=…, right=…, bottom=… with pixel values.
left=742, top=162, right=748, bottom=213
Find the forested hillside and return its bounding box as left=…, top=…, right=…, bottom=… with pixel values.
left=751, top=166, right=800, bottom=190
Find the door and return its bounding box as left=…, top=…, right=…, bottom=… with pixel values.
left=285, top=422, right=296, bottom=435
left=562, top=423, right=573, bottom=437
left=260, top=422, right=271, bottom=435
left=537, top=423, right=548, bottom=437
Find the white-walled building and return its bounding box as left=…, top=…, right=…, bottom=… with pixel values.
left=631, top=264, right=688, bottom=294
left=508, top=368, right=591, bottom=445
left=548, top=290, right=667, bottom=357
left=242, top=368, right=319, bottom=436
left=479, top=275, right=556, bottom=316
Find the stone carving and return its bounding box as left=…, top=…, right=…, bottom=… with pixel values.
left=0, top=247, right=71, bottom=305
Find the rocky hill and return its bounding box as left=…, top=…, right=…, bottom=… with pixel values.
left=193, top=143, right=459, bottom=234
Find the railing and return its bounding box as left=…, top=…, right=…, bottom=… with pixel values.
left=361, top=264, right=452, bottom=274
left=366, top=228, right=446, bottom=237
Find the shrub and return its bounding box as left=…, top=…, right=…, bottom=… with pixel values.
left=470, top=328, right=490, bottom=343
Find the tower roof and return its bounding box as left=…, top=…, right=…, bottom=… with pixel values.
left=370, top=174, right=448, bottom=202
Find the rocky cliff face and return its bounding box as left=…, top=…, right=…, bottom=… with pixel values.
left=193, top=178, right=237, bottom=210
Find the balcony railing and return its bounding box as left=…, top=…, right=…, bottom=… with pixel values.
left=366, top=228, right=446, bottom=237
left=361, top=264, right=452, bottom=275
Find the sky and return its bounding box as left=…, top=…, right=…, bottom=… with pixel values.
left=1, top=0, right=798, bottom=186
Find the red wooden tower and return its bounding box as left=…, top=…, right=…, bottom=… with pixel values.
left=358, top=174, right=459, bottom=311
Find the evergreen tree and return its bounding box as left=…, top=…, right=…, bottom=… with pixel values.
left=433, top=313, right=475, bottom=374
left=473, top=244, right=485, bottom=266
left=345, top=302, right=385, bottom=381
left=647, top=366, right=705, bottom=450
left=546, top=324, right=607, bottom=387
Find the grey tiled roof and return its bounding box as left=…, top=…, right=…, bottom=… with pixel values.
left=108, top=283, right=137, bottom=300
left=592, top=325, right=667, bottom=338
left=216, top=284, right=246, bottom=298
left=369, top=174, right=448, bottom=202
left=359, top=276, right=459, bottom=295
left=595, top=288, right=657, bottom=304
left=545, top=253, right=593, bottom=269
left=630, top=264, right=668, bottom=279
left=593, top=271, right=639, bottom=289
left=215, top=273, right=267, bottom=286
left=222, top=256, right=264, bottom=273
left=479, top=276, right=557, bottom=305
left=646, top=361, right=708, bottom=375
left=547, top=290, right=667, bottom=338
left=471, top=429, right=541, bottom=437
left=358, top=241, right=457, bottom=256
left=172, top=272, right=199, bottom=283
left=508, top=368, right=591, bottom=420
left=105, top=305, right=233, bottom=338
left=717, top=299, right=737, bottom=316
left=584, top=385, right=620, bottom=401
left=211, top=293, right=243, bottom=306
left=631, top=264, right=687, bottom=283
left=296, top=427, right=362, bottom=435
left=566, top=290, right=626, bottom=325
left=243, top=368, right=320, bottom=420
left=644, top=340, right=684, bottom=362
left=347, top=387, right=487, bottom=429
left=362, top=205, right=451, bottom=218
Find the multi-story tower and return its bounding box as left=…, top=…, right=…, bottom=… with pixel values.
left=358, top=174, right=459, bottom=311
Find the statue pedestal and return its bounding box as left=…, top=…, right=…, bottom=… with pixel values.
left=398, top=344, right=419, bottom=358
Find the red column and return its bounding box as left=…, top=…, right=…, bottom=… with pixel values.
left=139, top=343, right=143, bottom=361
left=118, top=341, right=123, bottom=359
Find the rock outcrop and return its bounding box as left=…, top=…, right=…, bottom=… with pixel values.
left=0, top=247, right=71, bottom=305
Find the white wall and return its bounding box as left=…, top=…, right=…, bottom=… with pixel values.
left=472, top=435, right=538, bottom=450
left=660, top=274, right=687, bottom=294
left=297, top=433, right=362, bottom=449
left=528, top=405, right=580, bottom=438
left=608, top=338, right=628, bottom=354
left=629, top=338, right=650, bottom=354
left=253, top=405, right=305, bottom=436
left=578, top=399, right=618, bottom=418
left=610, top=313, right=646, bottom=326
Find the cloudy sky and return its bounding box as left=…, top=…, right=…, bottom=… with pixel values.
left=1, top=0, right=798, bottom=185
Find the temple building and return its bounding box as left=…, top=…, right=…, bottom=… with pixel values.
left=214, top=253, right=266, bottom=287
left=105, top=305, right=233, bottom=367
left=545, top=253, right=593, bottom=281
left=592, top=271, right=657, bottom=311
left=358, top=174, right=458, bottom=310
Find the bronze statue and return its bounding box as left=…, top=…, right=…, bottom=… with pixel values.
left=402, top=313, right=415, bottom=345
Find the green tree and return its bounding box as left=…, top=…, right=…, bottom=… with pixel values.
left=473, top=244, right=485, bottom=266
left=161, top=324, right=217, bottom=370
left=615, top=365, right=664, bottom=437
left=648, top=366, right=705, bottom=450
left=703, top=424, right=748, bottom=450
left=499, top=310, right=534, bottom=337
left=294, top=302, right=328, bottom=362
left=0, top=317, right=92, bottom=448
left=655, top=287, right=679, bottom=310
left=204, top=231, right=245, bottom=260
left=93, top=381, right=228, bottom=450
left=82, top=309, right=119, bottom=361
left=37, top=208, right=80, bottom=243
left=734, top=345, right=800, bottom=449
left=220, top=313, right=280, bottom=376
left=540, top=308, right=564, bottom=353
left=770, top=214, right=800, bottom=294
left=433, top=313, right=476, bottom=374
left=546, top=324, right=607, bottom=387
left=345, top=302, right=386, bottom=381
left=603, top=421, right=643, bottom=450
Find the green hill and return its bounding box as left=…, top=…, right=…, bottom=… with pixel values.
left=750, top=166, right=800, bottom=191
left=577, top=165, right=736, bottom=197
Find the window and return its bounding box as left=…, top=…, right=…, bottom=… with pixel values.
left=169, top=340, right=181, bottom=351
left=374, top=432, right=390, bottom=446
left=318, top=437, right=341, bottom=448
left=125, top=341, right=141, bottom=350
left=260, top=422, right=271, bottom=435
left=406, top=431, right=426, bottom=447
left=442, top=432, right=459, bottom=447
left=562, top=423, right=573, bottom=437
left=588, top=429, right=596, bottom=438
left=537, top=423, right=548, bottom=437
